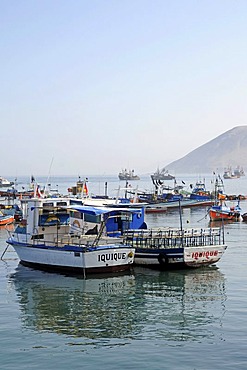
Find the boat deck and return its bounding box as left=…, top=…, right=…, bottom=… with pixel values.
left=9, top=231, right=124, bottom=249
left=123, top=227, right=224, bottom=249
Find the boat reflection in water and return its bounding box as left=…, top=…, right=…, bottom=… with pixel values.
left=10, top=264, right=226, bottom=344
left=136, top=267, right=226, bottom=343
left=10, top=265, right=137, bottom=340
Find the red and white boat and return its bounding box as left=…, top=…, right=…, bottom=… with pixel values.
left=0, top=212, right=14, bottom=226
left=209, top=201, right=241, bottom=221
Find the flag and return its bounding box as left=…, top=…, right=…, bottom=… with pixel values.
left=34, top=184, right=43, bottom=198
left=83, top=183, right=88, bottom=196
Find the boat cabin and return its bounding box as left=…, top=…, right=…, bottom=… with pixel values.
left=69, top=205, right=146, bottom=237
left=14, top=198, right=146, bottom=245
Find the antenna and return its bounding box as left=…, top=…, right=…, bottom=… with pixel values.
left=45, top=157, right=54, bottom=193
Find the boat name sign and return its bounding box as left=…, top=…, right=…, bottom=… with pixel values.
left=98, top=252, right=129, bottom=262
left=191, top=250, right=219, bottom=260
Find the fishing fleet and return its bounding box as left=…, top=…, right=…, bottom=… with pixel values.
left=0, top=168, right=246, bottom=277
left=0, top=172, right=237, bottom=277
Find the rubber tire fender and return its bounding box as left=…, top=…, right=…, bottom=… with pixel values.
left=158, top=253, right=169, bottom=266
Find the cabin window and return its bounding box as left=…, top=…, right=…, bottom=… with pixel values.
left=70, top=211, right=82, bottom=219
left=69, top=211, right=100, bottom=223
left=74, top=252, right=80, bottom=257
left=43, top=203, right=54, bottom=214
left=56, top=202, right=67, bottom=207
left=43, top=202, right=54, bottom=207
left=114, top=214, right=132, bottom=223
left=56, top=202, right=68, bottom=213
left=84, top=214, right=100, bottom=223
left=31, top=234, right=44, bottom=240
left=39, top=213, right=69, bottom=226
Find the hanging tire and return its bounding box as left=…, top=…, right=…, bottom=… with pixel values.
left=158, top=253, right=169, bottom=266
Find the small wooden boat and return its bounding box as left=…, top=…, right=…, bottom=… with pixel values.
left=189, top=180, right=211, bottom=201
left=241, top=213, right=247, bottom=222
left=0, top=212, right=14, bottom=225
left=209, top=174, right=241, bottom=221
left=0, top=176, right=14, bottom=187
left=209, top=201, right=241, bottom=221
left=123, top=227, right=227, bottom=269
left=0, top=203, right=22, bottom=222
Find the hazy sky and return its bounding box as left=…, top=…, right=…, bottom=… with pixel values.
left=1, top=0, right=247, bottom=177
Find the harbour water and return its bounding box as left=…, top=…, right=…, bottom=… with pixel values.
left=1, top=174, right=247, bottom=369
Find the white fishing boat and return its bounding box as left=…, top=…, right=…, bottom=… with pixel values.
left=5, top=197, right=136, bottom=276
left=0, top=176, right=14, bottom=187
left=123, top=227, right=227, bottom=269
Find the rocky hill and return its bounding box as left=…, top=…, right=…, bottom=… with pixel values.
left=166, top=126, right=247, bottom=174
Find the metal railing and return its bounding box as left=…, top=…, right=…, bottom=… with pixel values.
left=123, top=227, right=223, bottom=249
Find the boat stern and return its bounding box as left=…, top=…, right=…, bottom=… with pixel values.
left=184, top=244, right=227, bottom=267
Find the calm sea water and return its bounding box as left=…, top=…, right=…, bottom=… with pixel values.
left=1, top=174, right=247, bottom=369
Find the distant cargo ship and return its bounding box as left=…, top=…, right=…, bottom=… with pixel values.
left=234, top=166, right=245, bottom=177
left=151, top=167, right=175, bottom=181
left=118, top=169, right=140, bottom=181
left=223, top=166, right=245, bottom=179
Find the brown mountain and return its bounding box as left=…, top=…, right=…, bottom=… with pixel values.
left=166, top=126, right=247, bottom=174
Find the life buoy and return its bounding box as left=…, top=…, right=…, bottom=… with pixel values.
left=44, top=215, right=60, bottom=225
left=72, top=219, right=81, bottom=228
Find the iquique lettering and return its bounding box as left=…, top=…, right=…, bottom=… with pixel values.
left=191, top=250, right=218, bottom=260
left=98, top=252, right=127, bottom=262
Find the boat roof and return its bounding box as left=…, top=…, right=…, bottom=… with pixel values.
left=65, top=205, right=142, bottom=216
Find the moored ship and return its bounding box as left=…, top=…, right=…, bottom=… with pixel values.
left=123, top=227, right=227, bottom=269
left=5, top=197, right=137, bottom=275
left=118, top=169, right=140, bottom=181
left=151, top=167, right=175, bottom=181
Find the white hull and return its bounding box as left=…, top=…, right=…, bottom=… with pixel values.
left=183, top=245, right=227, bottom=266
left=134, top=245, right=227, bottom=268
left=124, top=226, right=227, bottom=269
left=11, top=244, right=135, bottom=273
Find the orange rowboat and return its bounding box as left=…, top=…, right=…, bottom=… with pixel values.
left=0, top=214, right=14, bottom=226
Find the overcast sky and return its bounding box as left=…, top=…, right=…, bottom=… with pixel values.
left=1, top=0, right=247, bottom=177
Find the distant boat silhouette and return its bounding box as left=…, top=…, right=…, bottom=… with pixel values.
left=118, top=169, right=140, bottom=181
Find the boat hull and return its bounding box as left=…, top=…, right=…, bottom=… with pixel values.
left=134, top=244, right=227, bottom=269
left=8, top=243, right=135, bottom=274
left=0, top=182, right=14, bottom=188
left=0, top=215, right=14, bottom=225
left=151, top=174, right=175, bottom=181
left=118, top=176, right=140, bottom=181
left=242, top=213, right=247, bottom=222
left=209, top=209, right=240, bottom=221
left=134, top=247, right=184, bottom=268
left=145, top=199, right=214, bottom=212
left=190, top=194, right=211, bottom=201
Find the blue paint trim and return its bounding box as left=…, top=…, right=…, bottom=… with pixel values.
left=8, top=240, right=131, bottom=253
left=135, top=247, right=184, bottom=254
